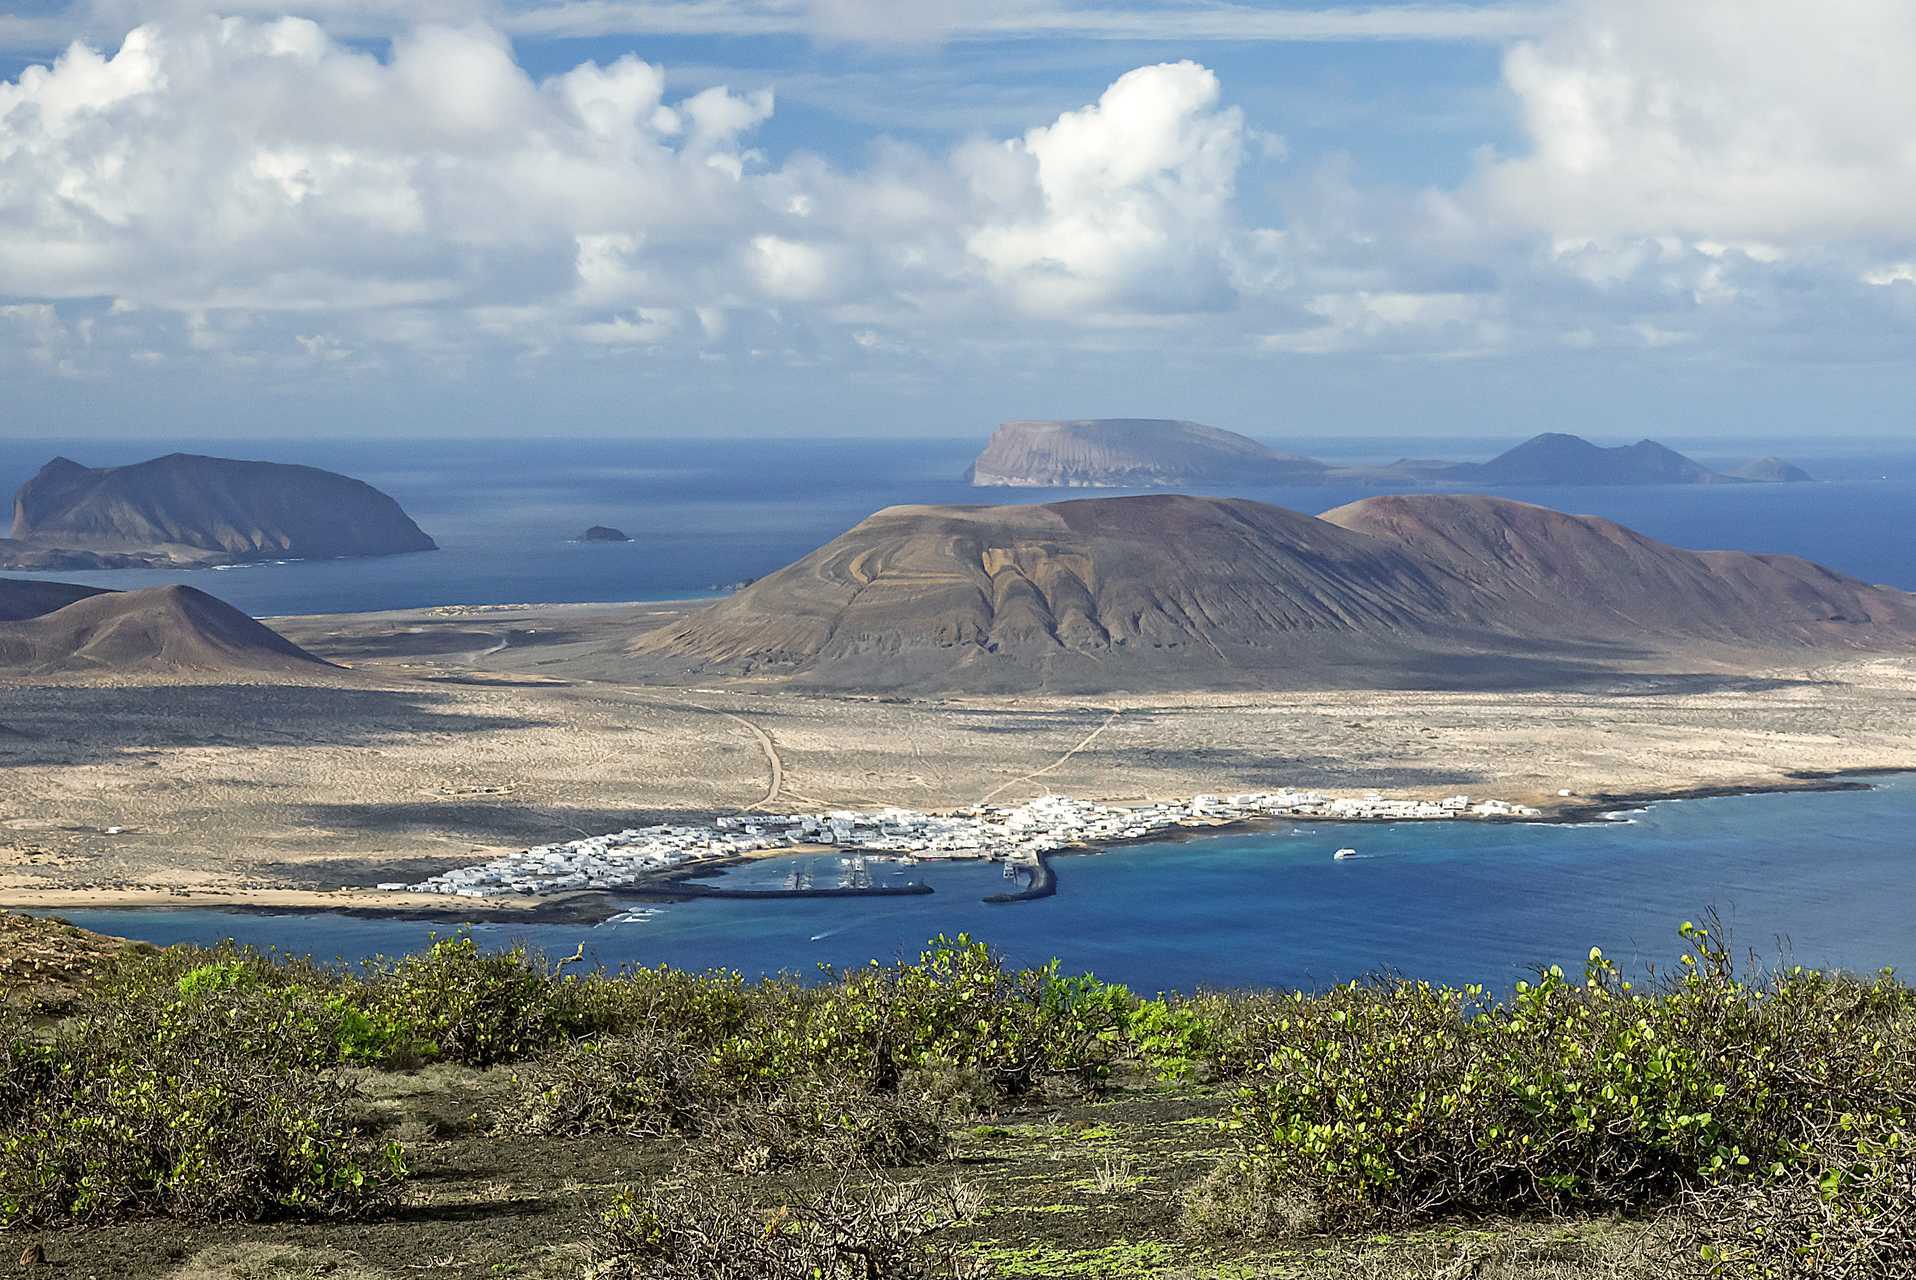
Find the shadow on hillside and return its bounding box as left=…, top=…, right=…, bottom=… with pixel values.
left=0, top=683, right=551, bottom=767
left=291, top=623, right=588, bottom=663
left=1332, top=649, right=1825, bottom=694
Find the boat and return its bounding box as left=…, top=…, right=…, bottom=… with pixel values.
left=1334, top=848, right=1357, bottom=860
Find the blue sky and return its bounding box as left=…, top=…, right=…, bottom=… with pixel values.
left=3, top=1, right=1915, bottom=440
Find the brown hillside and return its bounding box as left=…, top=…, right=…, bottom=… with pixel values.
left=0, top=584, right=333, bottom=677
left=632, top=493, right=1916, bottom=693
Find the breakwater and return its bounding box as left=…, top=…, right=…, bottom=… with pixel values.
left=982, top=854, right=1058, bottom=905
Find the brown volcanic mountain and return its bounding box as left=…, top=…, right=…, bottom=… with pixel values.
left=966, top=420, right=1328, bottom=488
left=6, top=454, right=437, bottom=568
left=631, top=494, right=1916, bottom=693
left=1320, top=494, right=1913, bottom=647
left=0, top=581, right=331, bottom=677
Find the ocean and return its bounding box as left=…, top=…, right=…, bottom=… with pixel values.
left=6, top=432, right=1915, bottom=988
left=2, top=434, right=1912, bottom=616
left=39, top=774, right=1916, bottom=994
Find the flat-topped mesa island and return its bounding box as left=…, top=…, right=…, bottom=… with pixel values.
left=387, top=790, right=1542, bottom=902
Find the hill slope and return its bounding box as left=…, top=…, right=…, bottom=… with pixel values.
left=6, top=454, right=437, bottom=568
left=1320, top=494, right=1912, bottom=646
left=0, top=584, right=332, bottom=677
left=966, top=420, right=1327, bottom=488
left=631, top=493, right=1916, bottom=692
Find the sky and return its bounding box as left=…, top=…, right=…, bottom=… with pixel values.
left=2, top=0, right=1915, bottom=440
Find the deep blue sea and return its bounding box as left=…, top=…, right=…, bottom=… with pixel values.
left=38, top=776, right=1916, bottom=994
left=2, top=434, right=1912, bottom=615
left=7, top=432, right=1916, bottom=989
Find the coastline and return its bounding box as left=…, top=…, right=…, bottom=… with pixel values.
left=6, top=767, right=1907, bottom=926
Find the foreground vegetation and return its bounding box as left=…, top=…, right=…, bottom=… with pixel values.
left=1, top=916, right=1910, bottom=1278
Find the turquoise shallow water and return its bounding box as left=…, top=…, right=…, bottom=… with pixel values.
left=41, top=775, right=1916, bottom=995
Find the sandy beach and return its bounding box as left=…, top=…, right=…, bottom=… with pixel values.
left=3, top=599, right=1913, bottom=915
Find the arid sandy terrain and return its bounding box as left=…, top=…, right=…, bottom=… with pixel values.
left=2, top=599, right=1912, bottom=914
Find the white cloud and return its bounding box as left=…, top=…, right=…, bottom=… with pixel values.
left=964, top=61, right=1247, bottom=315
left=0, top=17, right=780, bottom=320
left=1478, top=0, right=1916, bottom=246
left=0, top=22, right=1280, bottom=376
left=747, top=234, right=837, bottom=300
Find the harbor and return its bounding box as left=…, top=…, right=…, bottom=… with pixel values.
left=384, top=789, right=1543, bottom=902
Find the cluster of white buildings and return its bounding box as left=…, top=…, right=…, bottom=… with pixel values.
left=381, top=788, right=1541, bottom=901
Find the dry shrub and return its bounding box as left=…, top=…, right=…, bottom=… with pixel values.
left=1178, top=1159, right=1322, bottom=1242
left=1667, top=1123, right=1916, bottom=1278
left=702, top=1074, right=949, bottom=1174
left=591, top=1174, right=981, bottom=1280
left=501, top=1031, right=716, bottom=1138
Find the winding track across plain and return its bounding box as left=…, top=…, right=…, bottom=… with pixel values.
left=622, top=689, right=785, bottom=808
left=978, top=710, right=1122, bottom=804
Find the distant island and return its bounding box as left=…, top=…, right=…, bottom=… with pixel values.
left=630, top=492, right=1910, bottom=694
left=965, top=419, right=1328, bottom=488
left=0, top=577, right=330, bottom=677
left=0, top=453, right=438, bottom=570
left=575, top=526, right=632, bottom=543
left=1726, top=456, right=1816, bottom=483
left=965, top=421, right=1812, bottom=489
left=1385, top=433, right=1757, bottom=486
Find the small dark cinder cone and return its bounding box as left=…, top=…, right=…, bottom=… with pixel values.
left=18, top=1243, right=48, bottom=1267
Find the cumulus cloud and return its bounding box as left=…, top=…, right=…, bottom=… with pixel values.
left=1478, top=0, right=1916, bottom=248
left=0, top=21, right=1279, bottom=379
left=0, top=17, right=784, bottom=321
left=964, top=61, right=1248, bottom=315
left=1250, top=0, right=1916, bottom=363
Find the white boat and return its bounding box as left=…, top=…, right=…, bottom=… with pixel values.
left=1334, top=848, right=1357, bottom=860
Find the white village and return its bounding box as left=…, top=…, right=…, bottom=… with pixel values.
left=385, top=790, right=1542, bottom=900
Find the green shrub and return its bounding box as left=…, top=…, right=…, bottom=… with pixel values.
left=1211, top=923, right=1916, bottom=1229
left=366, top=937, right=584, bottom=1067
left=0, top=986, right=403, bottom=1227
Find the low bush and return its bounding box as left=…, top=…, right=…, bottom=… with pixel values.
left=1208, top=922, right=1916, bottom=1231
left=1177, top=1159, right=1322, bottom=1242
left=1671, top=1120, right=1916, bottom=1278
left=702, top=1074, right=949, bottom=1174
left=501, top=1031, right=718, bottom=1139
left=591, top=1174, right=981, bottom=1280
left=367, top=937, right=587, bottom=1067
left=0, top=981, right=404, bottom=1227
